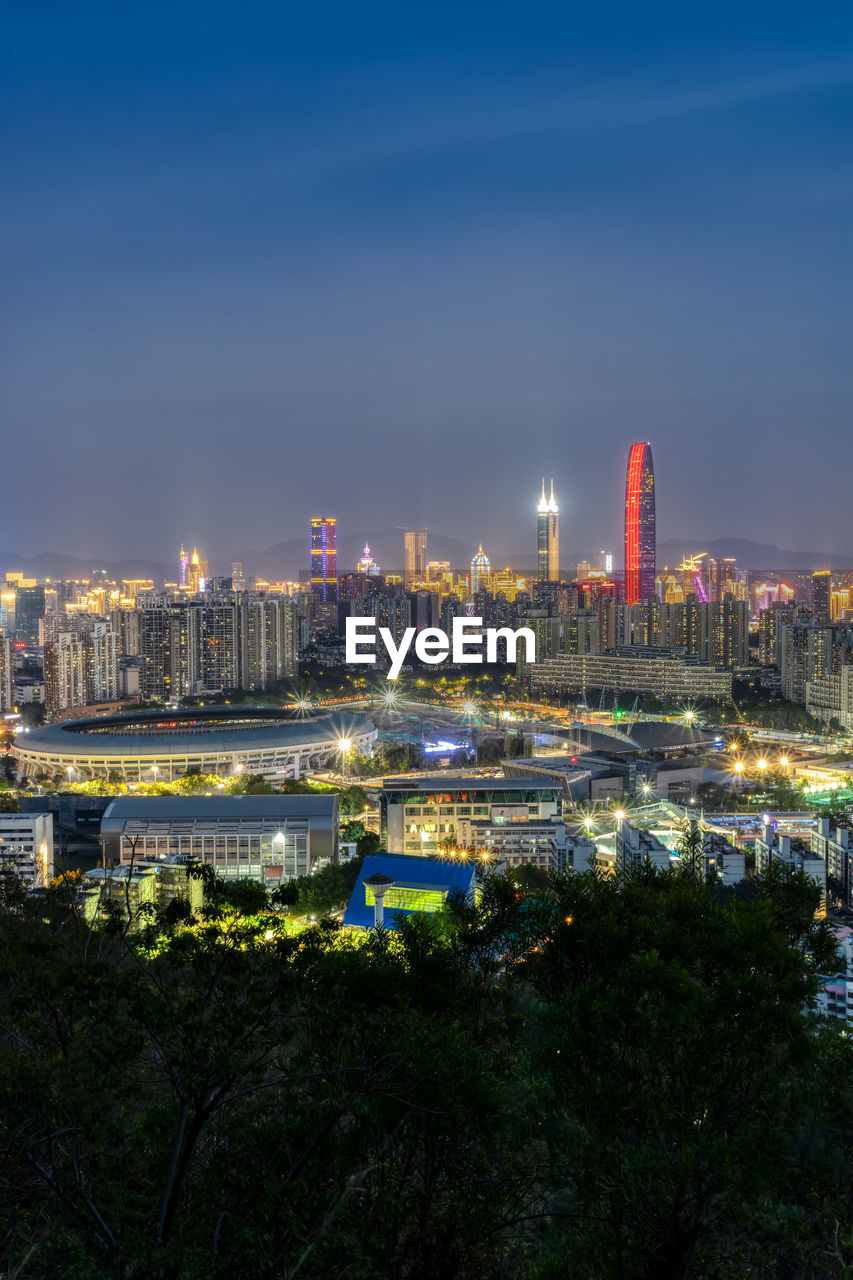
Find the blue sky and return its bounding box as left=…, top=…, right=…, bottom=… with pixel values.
left=2, top=2, right=851, bottom=564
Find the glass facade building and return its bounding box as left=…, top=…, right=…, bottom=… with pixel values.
left=310, top=517, right=337, bottom=602
left=624, top=443, right=656, bottom=605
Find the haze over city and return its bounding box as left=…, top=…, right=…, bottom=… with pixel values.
left=4, top=2, right=852, bottom=562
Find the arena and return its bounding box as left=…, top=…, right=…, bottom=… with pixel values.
left=13, top=708, right=378, bottom=783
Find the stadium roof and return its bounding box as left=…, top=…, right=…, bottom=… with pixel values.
left=103, top=795, right=338, bottom=821
left=16, top=710, right=375, bottom=759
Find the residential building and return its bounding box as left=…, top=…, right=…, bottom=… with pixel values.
left=755, top=824, right=826, bottom=906
left=0, top=812, right=54, bottom=888
left=813, top=817, right=853, bottom=910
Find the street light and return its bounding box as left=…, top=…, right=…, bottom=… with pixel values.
left=757, top=759, right=768, bottom=772
left=614, top=809, right=625, bottom=822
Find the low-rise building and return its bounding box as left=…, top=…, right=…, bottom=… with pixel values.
left=100, top=795, right=339, bottom=886
left=526, top=652, right=733, bottom=701
left=344, top=853, right=478, bottom=930
left=0, top=812, right=54, bottom=888
left=456, top=815, right=596, bottom=874
left=812, top=817, right=853, bottom=910
left=616, top=819, right=673, bottom=873
left=81, top=854, right=204, bottom=926
left=381, top=776, right=563, bottom=857
left=755, top=823, right=826, bottom=907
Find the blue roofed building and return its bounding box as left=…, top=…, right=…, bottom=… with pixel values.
left=344, top=854, right=478, bottom=930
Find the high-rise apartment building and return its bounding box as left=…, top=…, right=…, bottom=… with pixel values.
left=238, top=599, right=298, bottom=689
left=0, top=632, right=13, bottom=712
left=403, top=529, right=428, bottom=584
left=310, top=518, right=337, bottom=603
left=537, top=480, right=559, bottom=581
left=624, top=443, right=656, bottom=604
left=200, top=604, right=239, bottom=691
left=44, top=623, right=118, bottom=713
left=139, top=605, right=202, bottom=701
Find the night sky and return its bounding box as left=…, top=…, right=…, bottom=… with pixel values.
left=3, top=2, right=852, bottom=564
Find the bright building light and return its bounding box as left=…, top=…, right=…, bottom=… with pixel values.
left=614, top=809, right=625, bottom=821
left=757, top=759, right=768, bottom=771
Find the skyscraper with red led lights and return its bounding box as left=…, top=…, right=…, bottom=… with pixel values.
left=624, top=442, right=656, bottom=605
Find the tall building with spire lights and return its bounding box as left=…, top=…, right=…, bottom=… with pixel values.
left=537, top=479, right=559, bottom=581
left=624, top=443, right=656, bottom=605
left=310, top=518, right=338, bottom=602
left=470, top=545, right=491, bottom=594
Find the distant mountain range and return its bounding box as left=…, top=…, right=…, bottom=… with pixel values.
left=0, top=535, right=849, bottom=584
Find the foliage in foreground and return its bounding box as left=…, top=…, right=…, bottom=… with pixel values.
left=0, top=865, right=852, bottom=1280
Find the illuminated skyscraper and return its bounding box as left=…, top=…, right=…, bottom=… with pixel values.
left=536, top=479, right=559, bottom=581
left=310, top=518, right=337, bottom=602
left=179, top=545, right=189, bottom=589
left=357, top=544, right=380, bottom=577
left=186, top=549, right=203, bottom=595
left=624, top=443, right=656, bottom=605
left=403, top=529, right=427, bottom=584
left=470, top=545, right=491, bottom=594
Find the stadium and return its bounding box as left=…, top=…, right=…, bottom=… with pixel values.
left=12, top=708, right=378, bottom=783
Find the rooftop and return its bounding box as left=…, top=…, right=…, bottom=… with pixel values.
left=102, top=795, right=337, bottom=822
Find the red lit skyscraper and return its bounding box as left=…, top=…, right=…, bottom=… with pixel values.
left=624, top=442, right=656, bottom=605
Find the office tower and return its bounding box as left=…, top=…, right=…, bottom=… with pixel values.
left=310, top=518, right=337, bottom=603
left=185, top=549, right=206, bottom=595
left=231, top=562, right=246, bottom=591
left=708, top=557, right=737, bottom=602
left=536, top=480, right=559, bottom=581
left=403, top=529, right=428, bottom=584
left=813, top=569, right=832, bottom=624
left=624, top=442, right=656, bottom=605
left=576, top=561, right=591, bottom=582
left=14, top=586, right=46, bottom=651
left=0, top=633, right=13, bottom=712
left=599, top=550, right=613, bottom=574
left=470, top=546, right=491, bottom=594
left=179, top=545, right=189, bottom=589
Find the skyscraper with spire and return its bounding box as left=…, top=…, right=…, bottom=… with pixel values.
left=537, top=479, right=559, bottom=581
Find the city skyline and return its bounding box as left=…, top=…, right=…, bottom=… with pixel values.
left=4, top=5, right=852, bottom=561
